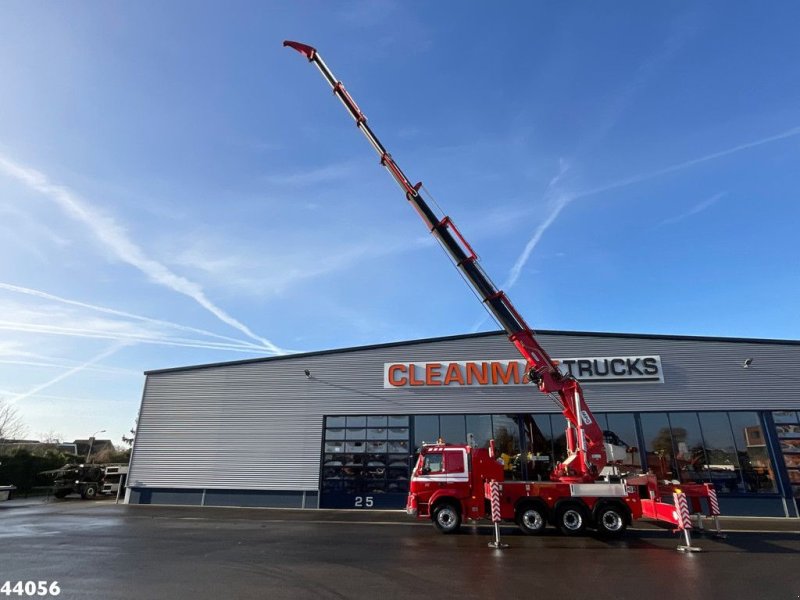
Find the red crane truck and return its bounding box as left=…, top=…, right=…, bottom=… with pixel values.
left=285, top=41, right=722, bottom=539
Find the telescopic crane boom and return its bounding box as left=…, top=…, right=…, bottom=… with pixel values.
left=285, top=40, right=606, bottom=482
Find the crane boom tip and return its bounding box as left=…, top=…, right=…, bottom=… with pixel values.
left=283, top=40, right=317, bottom=60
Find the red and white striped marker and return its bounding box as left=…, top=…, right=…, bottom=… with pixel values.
left=674, top=492, right=701, bottom=552
left=704, top=484, right=726, bottom=538
left=487, top=481, right=509, bottom=549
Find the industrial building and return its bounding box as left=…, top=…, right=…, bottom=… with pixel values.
left=126, top=330, right=800, bottom=518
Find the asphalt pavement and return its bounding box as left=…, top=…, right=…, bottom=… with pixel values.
left=1, top=499, right=798, bottom=600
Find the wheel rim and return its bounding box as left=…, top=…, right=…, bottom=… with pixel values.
left=522, top=510, right=543, bottom=530
left=438, top=508, right=455, bottom=528
left=602, top=510, right=623, bottom=531
left=562, top=509, right=582, bottom=531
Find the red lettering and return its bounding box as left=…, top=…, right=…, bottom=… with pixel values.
left=465, top=362, right=489, bottom=385
left=388, top=364, right=407, bottom=387
left=443, top=362, right=465, bottom=386
left=425, top=363, right=442, bottom=386
left=408, top=364, right=424, bottom=386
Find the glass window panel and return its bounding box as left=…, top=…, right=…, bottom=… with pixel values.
left=323, top=453, right=344, bottom=467
left=550, top=414, right=569, bottom=464
left=729, top=412, right=777, bottom=493
left=439, top=415, right=466, bottom=444
left=492, top=414, right=522, bottom=480
left=698, top=412, right=742, bottom=494
left=593, top=412, right=610, bottom=431
left=346, top=428, right=366, bottom=440
left=640, top=412, right=677, bottom=481
left=387, top=454, right=409, bottom=467
left=605, top=413, right=641, bottom=473
left=414, top=415, right=439, bottom=448
left=345, top=441, right=366, bottom=453
left=773, top=411, right=799, bottom=424
left=521, top=414, right=552, bottom=481
left=324, top=441, right=345, bottom=453
left=346, top=416, right=367, bottom=427
left=388, top=440, right=409, bottom=454
left=388, top=427, right=409, bottom=440
left=668, top=412, right=710, bottom=485
left=366, top=441, right=387, bottom=453
left=388, top=416, right=409, bottom=427
left=367, top=428, right=388, bottom=440
left=365, top=454, right=386, bottom=467
left=325, top=428, right=345, bottom=441
left=367, top=415, right=388, bottom=427
left=326, top=416, right=346, bottom=428
left=466, top=414, right=492, bottom=449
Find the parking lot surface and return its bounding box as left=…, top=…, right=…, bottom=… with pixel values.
left=1, top=500, right=799, bottom=600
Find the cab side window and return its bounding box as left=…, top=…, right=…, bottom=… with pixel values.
left=422, top=453, right=444, bottom=473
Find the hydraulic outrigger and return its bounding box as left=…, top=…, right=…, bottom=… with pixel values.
left=284, top=40, right=604, bottom=483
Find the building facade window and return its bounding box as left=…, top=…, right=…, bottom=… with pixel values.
left=321, top=410, right=783, bottom=509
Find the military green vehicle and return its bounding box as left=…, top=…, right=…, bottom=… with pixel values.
left=49, top=464, right=106, bottom=499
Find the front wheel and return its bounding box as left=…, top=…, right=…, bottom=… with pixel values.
left=595, top=505, right=628, bottom=538
left=432, top=504, right=461, bottom=534
left=81, top=485, right=97, bottom=500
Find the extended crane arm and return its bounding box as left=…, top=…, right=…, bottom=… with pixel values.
left=285, top=41, right=606, bottom=482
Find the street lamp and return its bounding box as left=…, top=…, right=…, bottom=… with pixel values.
left=86, top=429, right=106, bottom=463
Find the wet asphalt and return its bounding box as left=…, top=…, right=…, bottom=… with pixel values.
left=1, top=499, right=799, bottom=600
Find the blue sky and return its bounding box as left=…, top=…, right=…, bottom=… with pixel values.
left=1, top=2, right=798, bottom=443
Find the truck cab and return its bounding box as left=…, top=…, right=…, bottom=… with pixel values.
left=407, top=444, right=503, bottom=532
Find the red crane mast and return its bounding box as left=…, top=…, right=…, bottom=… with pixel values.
left=284, top=41, right=605, bottom=483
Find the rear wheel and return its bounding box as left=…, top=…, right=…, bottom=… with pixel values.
left=81, top=485, right=97, bottom=500
left=432, top=503, right=461, bottom=534
left=595, top=505, right=628, bottom=538
left=556, top=503, right=587, bottom=536
left=53, top=490, right=69, bottom=499
left=516, top=504, right=547, bottom=535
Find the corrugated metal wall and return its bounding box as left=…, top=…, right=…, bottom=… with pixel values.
left=128, top=331, right=800, bottom=491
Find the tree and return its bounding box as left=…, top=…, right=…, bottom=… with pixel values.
left=0, top=398, right=27, bottom=444
left=121, top=419, right=137, bottom=447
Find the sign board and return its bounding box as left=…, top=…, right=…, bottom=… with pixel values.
left=383, top=356, right=663, bottom=388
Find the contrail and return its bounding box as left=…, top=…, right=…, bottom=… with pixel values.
left=0, top=358, right=139, bottom=376
left=660, top=191, right=727, bottom=226
left=8, top=343, right=127, bottom=404
left=573, top=125, right=800, bottom=201
left=505, top=125, right=800, bottom=290
left=0, top=320, right=269, bottom=353
left=0, top=282, right=263, bottom=349
left=503, top=161, right=571, bottom=290
left=0, top=155, right=285, bottom=355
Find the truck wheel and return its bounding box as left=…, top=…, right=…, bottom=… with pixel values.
left=432, top=503, right=461, bottom=534
left=53, top=490, right=69, bottom=499
left=516, top=504, right=547, bottom=535
left=556, top=503, right=587, bottom=536
left=595, top=505, right=628, bottom=538
left=81, top=485, right=97, bottom=500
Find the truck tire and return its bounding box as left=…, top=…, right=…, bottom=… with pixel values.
left=516, top=503, right=547, bottom=535
left=53, top=490, right=69, bottom=499
left=594, top=504, right=628, bottom=538
left=81, top=485, right=97, bottom=500
left=432, top=503, right=461, bottom=534
left=555, top=502, right=587, bottom=536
